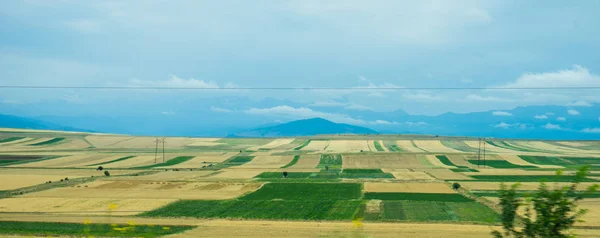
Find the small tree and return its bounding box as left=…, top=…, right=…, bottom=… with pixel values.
left=104, top=170, right=110, bottom=176
left=282, top=171, right=288, bottom=178
left=97, top=166, right=103, bottom=171
left=64, top=177, right=69, bottom=181
left=452, top=182, right=461, bottom=190
left=325, top=166, right=329, bottom=171
left=492, top=166, right=599, bottom=238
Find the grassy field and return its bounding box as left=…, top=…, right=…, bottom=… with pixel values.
left=134, top=156, right=195, bottom=169
left=141, top=199, right=361, bottom=220
left=317, top=154, right=343, bottom=170
left=381, top=201, right=499, bottom=223
left=0, top=221, right=193, bottom=237
left=383, top=140, right=403, bottom=152
left=364, top=192, right=472, bottom=202
left=280, top=155, right=300, bottom=168
left=467, top=160, right=537, bottom=169
left=240, top=183, right=361, bottom=200
left=373, top=141, right=385, bottom=151
left=0, top=137, right=25, bottom=144
left=28, top=138, right=65, bottom=146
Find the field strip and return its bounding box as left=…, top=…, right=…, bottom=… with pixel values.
left=464, top=141, right=515, bottom=153
left=300, top=140, right=329, bottom=151
left=0, top=174, right=87, bottom=190
left=325, top=140, right=371, bottom=153
left=415, top=168, right=475, bottom=180
left=425, top=155, right=454, bottom=168
left=236, top=156, right=293, bottom=169
left=395, top=140, right=424, bottom=152
left=116, top=171, right=216, bottom=180
left=497, top=154, right=561, bottom=169
left=8, top=154, right=93, bottom=168
left=446, top=155, right=477, bottom=168
left=209, top=169, right=269, bottom=179
left=166, top=152, right=238, bottom=168
left=101, top=155, right=166, bottom=168
left=21, top=181, right=263, bottom=200
left=462, top=168, right=558, bottom=176
left=342, top=154, right=433, bottom=169
left=0, top=197, right=175, bottom=216
left=461, top=182, right=600, bottom=191
left=378, top=140, right=389, bottom=152
left=0, top=137, right=37, bottom=146
left=557, top=141, right=589, bottom=147
left=364, top=182, right=454, bottom=193
left=247, top=139, right=294, bottom=151
left=83, top=135, right=131, bottom=148
left=413, top=140, right=463, bottom=153
left=288, top=155, right=320, bottom=169
left=388, top=171, right=436, bottom=180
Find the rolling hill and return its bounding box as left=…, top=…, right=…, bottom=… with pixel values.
left=229, top=118, right=378, bottom=137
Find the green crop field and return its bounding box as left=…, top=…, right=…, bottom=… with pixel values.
left=373, top=141, right=385, bottom=151
left=0, top=221, right=193, bottom=237
left=519, top=155, right=573, bottom=166
left=240, top=183, right=361, bottom=200
left=281, top=155, right=300, bottom=168
left=229, top=156, right=255, bottom=163
left=294, top=140, right=311, bottom=150
left=0, top=137, right=25, bottom=144
left=450, top=168, right=479, bottom=172
left=381, top=201, right=499, bottom=223
left=134, top=156, right=195, bottom=169
left=317, top=154, right=343, bottom=169
left=255, top=172, right=313, bottom=179
left=340, top=169, right=394, bottom=178
left=471, top=190, right=600, bottom=198
left=467, top=160, right=537, bottom=169
left=28, top=138, right=65, bottom=146
left=88, top=156, right=135, bottom=166
left=364, top=192, right=472, bottom=202
left=383, top=141, right=402, bottom=152
left=465, top=175, right=598, bottom=182
left=141, top=199, right=361, bottom=220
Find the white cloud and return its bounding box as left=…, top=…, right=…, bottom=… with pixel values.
left=405, top=122, right=427, bottom=126
left=463, top=94, right=510, bottom=102
left=492, top=111, right=513, bottom=116
left=131, top=75, right=226, bottom=88
left=372, top=120, right=398, bottom=125
left=534, top=115, right=548, bottom=119
left=567, top=109, right=580, bottom=115
left=493, top=122, right=510, bottom=129
left=309, top=100, right=346, bottom=107
left=500, top=65, right=600, bottom=88
left=566, top=100, right=593, bottom=107
left=543, top=123, right=561, bottom=130
left=556, top=117, right=566, bottom=121
left=210, top=106, right=233, bottom=113
left=582, top=128, right=600, bottom=133
left=160, top=111, right=175, bottom=115
left=243, top=105, right=366, bottom=125
left=344, top=104, right=371, bottom=111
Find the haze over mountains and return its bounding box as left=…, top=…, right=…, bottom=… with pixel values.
left=2, top=103, right=599, bottom=139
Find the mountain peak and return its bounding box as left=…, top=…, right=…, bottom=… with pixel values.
left=229, top=117, right=377, bottom=137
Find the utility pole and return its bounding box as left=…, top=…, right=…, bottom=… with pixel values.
left=161, top=137, right=166, bottom=163
left=154, top=137, right=160, bottom=163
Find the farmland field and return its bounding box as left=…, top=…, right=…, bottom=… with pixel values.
left=1, top=128, right=600, bottom=237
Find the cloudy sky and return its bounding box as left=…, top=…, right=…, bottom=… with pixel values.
left=1, top=1, right=599, bottom=133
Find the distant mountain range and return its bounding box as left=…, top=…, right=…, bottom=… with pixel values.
left=228, top=118, right=377, bottom=137
left=0, top=114, right=93, bottom=133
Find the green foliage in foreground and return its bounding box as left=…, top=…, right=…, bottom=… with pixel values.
left=0, top=137, right=25, bottom=143
left=134, top=156, right=195, bottom=168
left=373, top=141, right=385, bottom=151
left=364, top=192, right=473, bottom=202
left=294, top=140, right=311, bottom=150
left=381, top=201, right=499, bottom=223
left=28, top=137, right=65, bottom=146
left=88, top=156, right=136, bottom=166
left=0, top=221, right=193, bottom=237
left=141, top=199, right=361, bottom=220
left=240, top=183, right=362, bottom=200
left=467, top=160, right=537, bottom=169
left=492, top=166, right=600, bottom=238
left=465, top=175, right=598, bottom=182
left=280, top=155, right=300, bottom=168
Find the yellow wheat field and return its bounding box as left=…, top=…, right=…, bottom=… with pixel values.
left=325, top=140, right=371, bottom=153
left=209, top=169, right=269, bottom=179
left=385, top=170, right=436, bottom=181
left=342, top=154, right=431, bottom=169
left=364, top=182, right=456, bottom=193
left=9, top=154, right=97, bottom=168
left=247, top=139, right=294, bottom=150
left=164, top=152, right=238, bottom=168
left=415, top=168, right=475, bottom=180
left=0, top=197, right=175, bottom=215
left=497, top=154, right=562, bottom=169
left=288, top=155, right=320, bottom=169
left=424, top=154, right=454, bottom=168
left=20, top=180, right=262, bottom=200
left=300, top=140, right=330, bottom=151
left=395, top=140, right=424, bottom=152
left=413, top=140, right=463, bottom=153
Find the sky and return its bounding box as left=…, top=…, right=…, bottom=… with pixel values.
left=1, top=0, right=600, bottom=135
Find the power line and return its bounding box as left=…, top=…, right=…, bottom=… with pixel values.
left=0, top=86, right=600, bottom=90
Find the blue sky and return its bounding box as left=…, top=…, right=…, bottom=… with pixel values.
left=1, top=1, right=600, bottom=136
